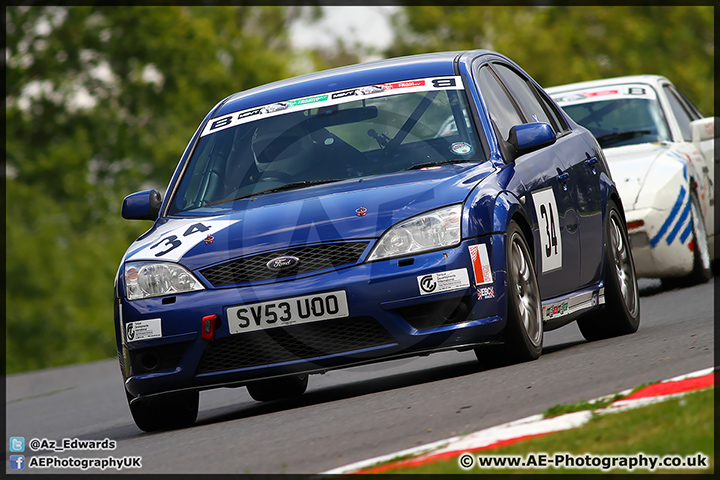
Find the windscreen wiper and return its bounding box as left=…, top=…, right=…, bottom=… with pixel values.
left=254, top=178, right=345, bottom=195
left=205, top=179, right=345, bottom=207
left=595, top=130, right=651, bottom=148
left=404, top=159, right=478, bottom=170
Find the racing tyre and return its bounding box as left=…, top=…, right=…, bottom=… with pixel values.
left=126, top=390, right=199, bottom=432
left=475, top=220, right=542, bottom=366
left=577, top=200, right=640, bottom=341
left=247, top=374, right=309, bottom=402
left=662, top=190, right=712, bottom=288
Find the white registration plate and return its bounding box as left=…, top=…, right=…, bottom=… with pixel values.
left=227, top=290, right=349, bottom=334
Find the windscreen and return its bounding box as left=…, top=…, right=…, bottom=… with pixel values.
left=168, top=76, right=484, bottom=214
left=551, top=84, right=672, bottom=149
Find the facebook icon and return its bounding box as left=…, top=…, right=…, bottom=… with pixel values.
left=10, top=455, right=25, bottom=470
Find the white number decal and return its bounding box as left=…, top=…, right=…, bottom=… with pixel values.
left=531, top=188, right=563, bottom=273
left=126, top=219, right=240, bottom=262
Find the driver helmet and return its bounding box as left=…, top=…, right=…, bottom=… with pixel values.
left=250, top=112, right=310, bottom=173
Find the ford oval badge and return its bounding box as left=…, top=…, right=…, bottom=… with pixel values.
left=266, top=256, right=300, bottom=271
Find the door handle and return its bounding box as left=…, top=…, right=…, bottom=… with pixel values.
left=585, top=155, right=598, bottom=174
left=556, top=169, right=569, bottom=191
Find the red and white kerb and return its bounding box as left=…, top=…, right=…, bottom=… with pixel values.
left=469, top=244, right=493, bottom=286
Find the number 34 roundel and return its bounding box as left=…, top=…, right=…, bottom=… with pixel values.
left=531, top=188, right=563, bottom=273
left=127, top=218, right=241, bottom=262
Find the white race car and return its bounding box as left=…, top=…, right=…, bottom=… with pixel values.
left=547, top=76, right=716, bottom=286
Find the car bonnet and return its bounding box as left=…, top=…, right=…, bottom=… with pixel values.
left=123, top=163, right=494, bottom=271
left=603, top=142, right=679, bottom=211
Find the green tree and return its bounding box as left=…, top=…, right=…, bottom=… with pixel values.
left=386, top=6, right=713, bottom=115
left=5, top=5, right=328, bottom=373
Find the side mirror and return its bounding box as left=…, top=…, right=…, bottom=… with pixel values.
left=122, top=190, right=162, bottom=220
left=507, top=122, right=557, bottom=160
left=690, top=117, right=716, bottom=142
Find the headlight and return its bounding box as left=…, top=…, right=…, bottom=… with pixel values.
left=124, top=261, right=204, bottom=300
left=368, top=204, right=462, bottom=261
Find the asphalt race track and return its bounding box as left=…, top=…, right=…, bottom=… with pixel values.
left=5, top=277, right=715, bottom=474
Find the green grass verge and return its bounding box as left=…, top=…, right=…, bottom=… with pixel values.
left=542, top=383, right=653, bottom=418
left=379, top=387, right=713, bottom=474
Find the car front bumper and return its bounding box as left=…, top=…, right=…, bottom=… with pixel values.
left=625, top=206, right=694, bottom=278
left=117, top=235, right=509, bottom=399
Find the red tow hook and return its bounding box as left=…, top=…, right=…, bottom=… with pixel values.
left=201, top=314, right=220, bottom=341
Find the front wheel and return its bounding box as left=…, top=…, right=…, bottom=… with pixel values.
left=577, top=200, right=640, bottom=341
left=475, top=221, right=542, bottom=366
left=127, top=390, right=199, bottom=432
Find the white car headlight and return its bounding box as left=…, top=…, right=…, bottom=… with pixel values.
left=125, top=262, right=204, bottom=300
left=368, top=205, right=462, bottom=261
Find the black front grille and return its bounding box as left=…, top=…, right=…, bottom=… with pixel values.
left=394, top=295, right=472, bottom=331
left=196, top=317, right=396, bottom=374
left=200, top=242, right=369, bottom=287
left=130, top=341, right=189, bottom=375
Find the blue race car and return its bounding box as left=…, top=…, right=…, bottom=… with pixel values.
left=116, top=50, right=640, bottom=431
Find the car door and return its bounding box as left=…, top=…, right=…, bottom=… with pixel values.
left=492, top=63, right=604, bottom=288
left=661, top=82, right=715, bottom=241
left=474, top=64, right=580, bottom=298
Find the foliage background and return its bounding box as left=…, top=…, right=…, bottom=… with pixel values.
left=5, top=5, right=714, bottom=373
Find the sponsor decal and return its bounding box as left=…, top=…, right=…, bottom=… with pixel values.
left=356, top=206, right=368, bottom=217
left=477, top=286, right=495, bottom=300
left=585, top=89, right=619, bottom=97
left=126, top=318, right=162, bottom=342
left=543, top=300, right=569, bottom=320
left=259, top=102, right=289, bottom=114
left=384, top=80, right=426, bottom=90
left=266, top=256, right=300, bottom=271
left=354, top=85, right=386, bottom=95
left=204, top=234, right=215, bottom=244
left=237, top=108, right=263, bottom=120
left=469, top=244, right=493, bottom=286
left=332, top=90, right=359, bottom=100
left=541, top=289, right=602, bottom=321
left=450, top=142, right=473, bottom=155
left=287, top=94, right=329, bottom=107
left=704, top=122, right=714, bottom=136
left=201, top=76, right=465, bottom=137
left=417, top=268, right=470, bottom=295
left=332, top=86, right=387, bottom=99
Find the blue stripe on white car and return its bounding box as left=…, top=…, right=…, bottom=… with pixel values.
left=649, top=184, right=692, bottom=248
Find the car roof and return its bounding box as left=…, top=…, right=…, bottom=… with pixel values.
left=545, top=74, right=671, bottom=94
left=214, top=50, right=496, bottom=117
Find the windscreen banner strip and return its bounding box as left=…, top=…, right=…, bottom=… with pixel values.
left=551, top=83, right=657, bottom=106
left=201, top=76, right=465, bottom=137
